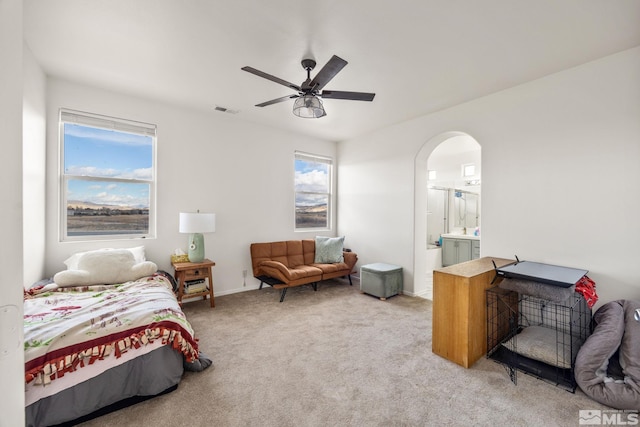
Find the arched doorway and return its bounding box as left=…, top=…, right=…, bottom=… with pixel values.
left=413, top=132, right=481, bottom=299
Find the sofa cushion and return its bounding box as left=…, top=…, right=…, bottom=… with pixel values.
left=259, top=260, right=322, bottom=281
left=302, top=239, right=316, bottom=265
left=314, top=236, right=345, bottom=263
left=285, top=241, right=305, bottom=267
left=270, top=241, right=290, bottom=267
left=312, top=262, right=349, bottom=274
left=260, top=241, right=306, bottom=268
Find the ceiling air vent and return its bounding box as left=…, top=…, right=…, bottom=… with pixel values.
left=214, top=105, right=239, bottom=114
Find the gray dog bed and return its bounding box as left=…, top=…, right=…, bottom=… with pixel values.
left=574, top=300, right=640, bottom=410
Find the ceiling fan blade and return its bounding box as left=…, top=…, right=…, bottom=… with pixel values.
left=241, top=66, right=301, bottom=92
left=309, top=55, right=348, bottom=91
left=321, top=90, right=376, bottom=102
left=255, top=94, right=299, bottom=107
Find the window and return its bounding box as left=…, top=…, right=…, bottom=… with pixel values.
left=462, top=163, right=475, bottom=177
left=294, top=152, right=332, bottom=230
left=60, top=110, right=156, bottom=241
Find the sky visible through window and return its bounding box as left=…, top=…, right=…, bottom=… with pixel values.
left=294, top=157, right=330, bottom=229
left=64, top=124, right=152, bottom=208
left=294, top=159, right=329, bottom=206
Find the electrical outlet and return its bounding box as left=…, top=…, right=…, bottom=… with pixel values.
left=242, top=269, right=247, bottom=278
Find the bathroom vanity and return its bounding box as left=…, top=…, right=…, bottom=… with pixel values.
left=441, top=234, right=480, bottom=266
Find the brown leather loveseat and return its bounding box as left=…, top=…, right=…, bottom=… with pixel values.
left=250, top=239, right=357, bottom=302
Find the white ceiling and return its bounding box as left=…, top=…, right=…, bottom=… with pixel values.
left=23, top=0, right=640, bottom=142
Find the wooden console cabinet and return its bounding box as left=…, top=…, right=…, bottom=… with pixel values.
left=432, top=257, right=513, bottom=368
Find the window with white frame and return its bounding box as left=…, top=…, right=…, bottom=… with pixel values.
left=294, top=152, right=332, bottom=230
left=462, top=163, right=475, bottom=177
left=60, top=109, right=156, bottom=241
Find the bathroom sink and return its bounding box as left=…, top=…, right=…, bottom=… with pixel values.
left=441, top=233, right=480, bottom=240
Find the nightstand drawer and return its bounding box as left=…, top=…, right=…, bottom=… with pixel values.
left=184, top=269, right=208, bottom=280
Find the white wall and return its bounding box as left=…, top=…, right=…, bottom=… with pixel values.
left=23, top=43, right=47, bottom=287
left=338, top=47, right=640, bottom=307
left=0, top=0, right=26, bottom=425
left=44, top=78, right=338, bottom=295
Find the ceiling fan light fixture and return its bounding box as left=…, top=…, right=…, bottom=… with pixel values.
left=292, top=94, right=326, bottom=118
left=243, top=54, right=374, bottom=115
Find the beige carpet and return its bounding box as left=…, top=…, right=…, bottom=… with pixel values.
left=79, top=278, right=609, bottom=426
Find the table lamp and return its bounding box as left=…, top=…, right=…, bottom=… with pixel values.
left=179, top=211, right=216, bottom=263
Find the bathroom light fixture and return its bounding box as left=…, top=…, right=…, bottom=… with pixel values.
left=179, top=211, right=216, bottom=263
left=292, top=94, right=326, bottom=118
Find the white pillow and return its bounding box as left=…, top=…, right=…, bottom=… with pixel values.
left=63, top=246, right=146, bottom=270
left=54, top=249, right=157, bottom=287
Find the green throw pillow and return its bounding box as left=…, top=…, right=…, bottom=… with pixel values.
left=314, top=236, right=345, bottom=263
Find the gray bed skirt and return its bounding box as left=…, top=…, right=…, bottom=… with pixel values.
left=26, top=345, right=184, bottom=427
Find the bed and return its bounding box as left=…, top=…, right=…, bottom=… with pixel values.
left=24, top=248, right=202, bottom=427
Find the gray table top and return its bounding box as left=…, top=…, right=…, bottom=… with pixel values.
left=496, top=261, right=588, bottom=288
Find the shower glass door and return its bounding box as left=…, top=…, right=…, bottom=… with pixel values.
left=427, top=187, right=448, bottom=247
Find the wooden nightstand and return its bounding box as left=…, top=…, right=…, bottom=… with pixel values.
left=172, top=259, right=215, bottom=308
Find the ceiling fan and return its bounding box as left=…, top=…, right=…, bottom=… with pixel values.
left=241, top=55, right=375, bottom=118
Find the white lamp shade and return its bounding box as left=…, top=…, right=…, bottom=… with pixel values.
left=179, top=212, right=216, bottom=234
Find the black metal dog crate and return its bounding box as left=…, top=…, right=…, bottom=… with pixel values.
left=486, top=286, right=592, bottom=392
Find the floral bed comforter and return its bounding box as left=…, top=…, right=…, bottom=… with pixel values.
left=24, top=273, right=199, bottom=387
